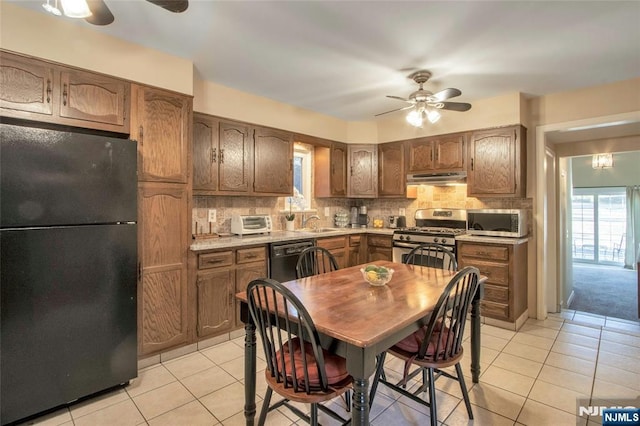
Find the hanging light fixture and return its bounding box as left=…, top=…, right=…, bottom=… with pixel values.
left=592, top=153, right=613, bottom=169
left=42, top=0, right=92, bottom=18
left=42, top=0, right=62, bottom=15
left=405, top=102, right=441, bottom=128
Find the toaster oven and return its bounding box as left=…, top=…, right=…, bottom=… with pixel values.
left=231, top=214, right=272, bottom=236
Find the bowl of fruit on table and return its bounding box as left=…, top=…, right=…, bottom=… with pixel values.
left=360, top=265, right=394, bottom=286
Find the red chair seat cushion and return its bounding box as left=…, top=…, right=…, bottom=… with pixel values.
left=276, top=337, right=349, bottom=387
left=395, top=321, right=453, bottom=356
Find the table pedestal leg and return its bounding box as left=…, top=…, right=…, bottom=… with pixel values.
left=244, top=322, right=256, bottom=425
left=351, top=377, right=369, bottom=426
left=471, top=296, right=481, bottom=383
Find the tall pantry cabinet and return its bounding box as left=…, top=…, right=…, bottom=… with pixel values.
left=131, top=85, right=193, bottom=356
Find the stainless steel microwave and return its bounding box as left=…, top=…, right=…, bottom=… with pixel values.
left=467, top=209, right=528, bottom=238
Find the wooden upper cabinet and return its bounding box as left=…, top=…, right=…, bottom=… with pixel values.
left=315, top=142, right=347, bottom=198
left=253, top=126, right=293, bottom=195
left=408, top=133, right=465, bottom=173
left=59, top=69, right=129, bottom=128
left=378, top=141, right=406, bottom=197
left=467, top=125, right=526, bottom=198
left=218, top=120, right=251, bottom=193
left=193, top=113, right=219, bottom=192
left=348, top=144, right=378, bottom=198
left=132, top=85, right=191, bottom=183
left=331, top=143, right=348, bottom=197
left=0, top=52, right=54, bottom=116
left=0, top=51, right=130, bottom=132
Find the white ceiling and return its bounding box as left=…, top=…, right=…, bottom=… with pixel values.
left=9, top=0, right=640, bottom=122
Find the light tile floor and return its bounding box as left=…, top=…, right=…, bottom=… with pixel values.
left=17, top=310, right=640, bottom=426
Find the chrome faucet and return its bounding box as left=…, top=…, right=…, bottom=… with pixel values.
left=302, top=215, right=320, bottom=230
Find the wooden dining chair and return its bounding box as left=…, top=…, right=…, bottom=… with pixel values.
left=369, top=267, right=481, bottom=426
left=294, top=246, right=351, bottom=411
left=295, top=246, right=339, bottom=278
left=404, top=242, right=457, bottom=271
left=246, top=278, right=351, bottom=426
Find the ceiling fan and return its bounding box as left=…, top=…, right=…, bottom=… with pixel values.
left=376, top=70, right=471, bottom=126
left=42, top=0, right=188, bottom=26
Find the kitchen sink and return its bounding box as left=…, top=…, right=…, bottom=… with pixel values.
left=295, top=227, right=343, bottom=233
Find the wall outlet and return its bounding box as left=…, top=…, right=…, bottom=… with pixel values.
left=324, top=207, right=330, bottom=217
left=399, top=208, right=406, bottom=216
left=208, top=209, right=217, bottom=222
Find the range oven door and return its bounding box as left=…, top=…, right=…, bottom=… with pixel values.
left=392, top=242, right=456, bottom=270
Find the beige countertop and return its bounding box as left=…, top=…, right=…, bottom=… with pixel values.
left=190, top=227, right=394, bottom=251
left=455, top=234, right=529, bottom=245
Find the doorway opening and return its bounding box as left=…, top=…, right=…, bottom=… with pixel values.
left=572, top=187, right=626, bottom=265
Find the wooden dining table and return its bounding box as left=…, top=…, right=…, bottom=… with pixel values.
left=236, top=260, right=484, bottom=426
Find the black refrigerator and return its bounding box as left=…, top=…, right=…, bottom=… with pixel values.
left=0, top=122, right=138, bottom=425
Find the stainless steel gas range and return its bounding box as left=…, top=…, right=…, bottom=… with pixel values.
left=392, top=208, right=467, bottom=267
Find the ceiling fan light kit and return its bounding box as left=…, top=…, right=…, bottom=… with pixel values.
left=42, top=0, right=188, bottom=25
left=377, top=70, right=471, bottom=127
left=60, top=0, right=92, bottom=18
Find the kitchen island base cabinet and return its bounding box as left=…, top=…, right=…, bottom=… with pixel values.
left=457, top=240, right=528, bottom=329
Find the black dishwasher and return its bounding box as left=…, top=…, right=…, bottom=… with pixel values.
left=269, top=239, right=316, bottom=282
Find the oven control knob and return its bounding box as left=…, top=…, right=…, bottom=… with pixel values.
left=433, top=237, right=439, bottom=243
left=406, top=235, right=411, bottom=241
left=399, top=235, right=404, bottom=241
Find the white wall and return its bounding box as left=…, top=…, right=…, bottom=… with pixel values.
left=572, top=151, right=640, bottom=188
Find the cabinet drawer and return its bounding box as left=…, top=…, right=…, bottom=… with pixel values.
left=368, top=235, right=392, bottom=248
left=461, top=259, right=509, bottom=286
left=318, top=236, right=346, bottom=250
left=459, top=244, right=509, bottom=261
left=349, top=235, right=361, bottom=246
left=481, top=300, right=509, bottom=320
left=483, top=284, right=509, bottom=303
left=199, top=251, right=234, bottom=269
left=237, top=247, right=266, bottom=264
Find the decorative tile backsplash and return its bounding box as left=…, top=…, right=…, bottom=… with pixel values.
left=192, top=185, right=532, bottom=236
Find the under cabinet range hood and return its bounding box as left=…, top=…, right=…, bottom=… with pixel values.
left=406, top=171, right=467, bottom=185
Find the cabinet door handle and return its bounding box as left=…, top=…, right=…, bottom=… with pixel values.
left=46, top=79, right=51, bottom=103
left=244, top=254, right=257, bottom=259
left=204, top=258, right=224, bottom=265
left=62, top=83, right=68, bottom=106
left=137, top=261, right=142, bottom=281
left=430, top=150, right=433, bottom=162
left=350, top=166, right=353, bottom=176
left=211, top=148, right=217, bottom=163
left=138, top=125, right=144, bottom=146
left=470, top=158, right=474, bottom=171
left=219, top=149, right=224, bottom=164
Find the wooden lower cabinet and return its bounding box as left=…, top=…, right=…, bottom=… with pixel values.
left=317, top=236, right=348, bottom=269
left=193, top=245, right=267, bottom=340
left=196, top=266, right=235, bottom=338
left=138, top=184, right=189, bottom=356
left=366, top=234, right=393, bottom=262
left=457, top=240, right=528, bottom=324
left=348, top=235, right=363, bottom=266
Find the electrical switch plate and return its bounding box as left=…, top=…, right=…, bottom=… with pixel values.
left=399, top=208, right=406, bottom=216
left=208, top=209, right=217, bottom=222
left=324, top=207, right=330, bottom=216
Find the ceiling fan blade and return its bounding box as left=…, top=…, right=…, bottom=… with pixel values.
left=428, top=88, right=462, bottom=102
left=433, top=101, right=472, bottom=112
left=146, top=0, right=189, bottom=13
left=386, top=95, right=414, bottom=104
left=85, top=0, right=114, bottom=25
left=375, top=105, right=414, bottom=117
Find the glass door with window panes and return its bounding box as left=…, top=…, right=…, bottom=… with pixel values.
left=572, top=188, right=626, bottom=264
